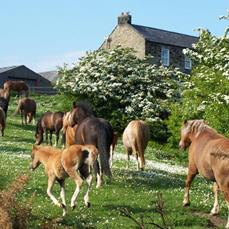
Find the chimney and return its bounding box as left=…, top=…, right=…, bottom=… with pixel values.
left=118, top=12, right=132, bottom=25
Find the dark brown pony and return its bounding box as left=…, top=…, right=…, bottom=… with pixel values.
left=30, top=144, right=98, bottom=216
left=15, top=98, right=36, bottom=125
left=69, top=102, right=114, bottom=188
left=122, top=120, right=150, bottom=170
left=35, top=111, right=64, bottom=146
left=0, top=107, right=6, bottom=136
left=3, top=80, right=29, bottom=97
left=179, top=119, right=229, bottom=228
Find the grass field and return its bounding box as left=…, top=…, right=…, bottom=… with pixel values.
left=0, top=94, right=227, bottom=228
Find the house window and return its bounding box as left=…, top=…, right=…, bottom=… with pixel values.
left=161, top=48, right=170, bottom=66
left=184, top=56, right=192, bottom=69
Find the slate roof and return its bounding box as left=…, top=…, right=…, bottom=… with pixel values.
left=39, top=71, right=59, bottom=83
left=0, top=65, right=21, bottom=74
left=132, top=24, right=198, bottom=48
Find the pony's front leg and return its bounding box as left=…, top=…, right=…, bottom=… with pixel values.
left=44, top=129, right=48, bottom=144
left=57, top=179, right=67, bottom=216
left=24, top=113, right=28, bottom=125
left=49, top=131, right=53, bottom=146
left=84, top=174, right=93, bottom=207
left=55, top=131, right=60, bottom=147
left=47, top=176, right=62, bottom=208
left=21, top=112, right=24, bottom=125
left=210, top=182, right=220, bottom=215
left=183, top=166, right=197, bottom=206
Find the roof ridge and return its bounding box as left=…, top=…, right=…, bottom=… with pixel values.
left=132, top=24, right=198, bottom=38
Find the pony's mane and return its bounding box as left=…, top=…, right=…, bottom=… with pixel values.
left=187, top=120, right=218, bottom=137
left=75, top=101, right=94, bottom=116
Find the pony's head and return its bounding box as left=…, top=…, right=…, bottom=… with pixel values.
left=35, top=118, right=43, bottom=145
left=69, top=102, right=94, bottom=127
left=179, top=119, right=206, bottom=149
left=30, top=145, right=41, bottom=170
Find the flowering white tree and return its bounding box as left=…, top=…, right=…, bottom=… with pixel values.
left=56, top=47, right=183, bottom=139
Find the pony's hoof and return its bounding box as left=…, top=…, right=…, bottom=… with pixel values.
left=85, top=202, right=91, bottom=208
left=183, top=202, right=190, bottom=207
left=61, top=203, right=66, bottom=209
left=72, top=205, right=76, bottom=210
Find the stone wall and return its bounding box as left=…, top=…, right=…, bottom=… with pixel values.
left=101, top=24, right=145, bottom=59
left=145, top=41, right=189, bottom=72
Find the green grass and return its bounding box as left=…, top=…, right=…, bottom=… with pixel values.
left=0, top=94, right=227, bottom=228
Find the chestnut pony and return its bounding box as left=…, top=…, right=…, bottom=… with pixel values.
left=3, top=80, right=29, bottom=97
left=30, top=144, right=98, bottom=216
left=69, top=102, right=114, bottom=188
left=15, top=98, right=36, bottom=125
left=179, top=119, right=229, bottom=228
left=123, top=120, right=150, bottom=170
left=35, top=111, right=64, bottom=146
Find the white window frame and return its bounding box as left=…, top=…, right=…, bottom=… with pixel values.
left=184, top=55, right=192, bottom=69
left=161, top=47, right=170, bottom=66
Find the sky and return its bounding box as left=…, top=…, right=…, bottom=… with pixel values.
left=0, top=1, right=228, bottom=72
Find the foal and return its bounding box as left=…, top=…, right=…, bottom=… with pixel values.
left=30, top=144, right=98, bottom=216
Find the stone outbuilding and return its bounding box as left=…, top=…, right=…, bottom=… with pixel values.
left=100, top=13, right=198, bottom=73
left=0, top=65, right=56, bottom=94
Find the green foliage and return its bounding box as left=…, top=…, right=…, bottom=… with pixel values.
left=168, top=12, right=229, bottom=144
left=56, top=47, right=183, bottom=139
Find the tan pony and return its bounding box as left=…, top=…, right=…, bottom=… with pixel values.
left=179, top=119, right=229, bottom=228
left=30, top=144, right=98, bottom=216
left=123, top=120, right=150, bottom=170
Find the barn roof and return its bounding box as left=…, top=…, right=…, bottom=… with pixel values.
left=132, top=24, right=198, bottom=48
left=39, top=70, right=58, bottom=83
left=0, top=65, right=21, bottom=74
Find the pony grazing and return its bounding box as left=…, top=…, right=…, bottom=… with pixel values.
left=122, top=120, right=150, bottom=170
left=35, top=111, right=64, bottom=146
left=179, top=119, right=229, bottom=228
left=0, top=107, right=6, bottom=136
left=30, top=144, right=98, bottom=216
left=3, top=80, right=29, bottom=97
left=15, top=98, right=36, bottom=125
left=69, top=102, right=114, bottom=188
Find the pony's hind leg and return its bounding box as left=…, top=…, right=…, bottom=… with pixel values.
left=183, top=166, right=198, bottom=206
left=57, top=179, right=67, bottom=216
left=94, top=160, right=103, bottom=188
left=210, top=182, right=220, bottom=215
left=55, top=130, right=60, bottom=147
left=49, top=131, right=53, bottom=145
left=84, top=174, right=93, bottom=207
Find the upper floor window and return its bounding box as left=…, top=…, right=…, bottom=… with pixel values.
left=184, top=55, right=192, bottom=69
left=161, top=48, right=170, bottom=66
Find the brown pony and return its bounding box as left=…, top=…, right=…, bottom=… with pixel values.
left=35, top=111, right=64, bottom=146
left=122, top=120, right=150, bottom=170
left=0, top=107, right=6, bottom=136
left=30, top=144, right=98, bottom=216
left=3, top=80, right=29, bottom=97
left=62, top=112, right=78, bottom=148
left=69, top=102, right=114, bottom=188
left=179, top=119, right=229, bottom=228
left=15, top=98, right=36, bottom=125
left=0, top=88, right=10, bottom=102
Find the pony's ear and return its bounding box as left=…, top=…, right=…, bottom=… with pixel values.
left=72, top=102, right=77, bottom=108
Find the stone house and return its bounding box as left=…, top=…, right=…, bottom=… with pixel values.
left=100, top=13, right=198, bottom=73
left=0, top=65, right=56, bottom=94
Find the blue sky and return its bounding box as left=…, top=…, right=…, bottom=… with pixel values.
left=0, top=1, right=228, bottom=72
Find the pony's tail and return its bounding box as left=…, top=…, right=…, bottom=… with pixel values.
left=97, top=127, right=112, bottom=177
